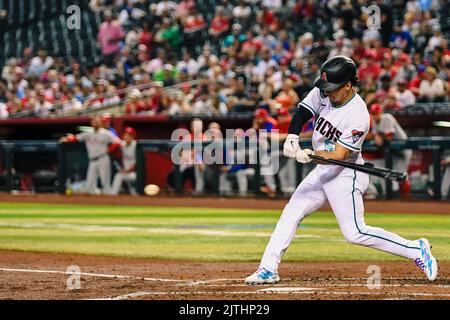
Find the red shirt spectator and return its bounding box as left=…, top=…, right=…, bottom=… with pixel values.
left=275, top=107, right=292, bottom=134
left=139, top=24, right=153, bottom=52
left=184, top=13, right=207, bottom=33
left=409, top=65, right=427, bottom=97
left=125, top=89, right=148, bottom=114
left=358, top=56, right=382, bottom=82
left=209, top=10, right=229, bottom=36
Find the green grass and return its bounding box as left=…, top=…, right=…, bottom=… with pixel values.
left=0, top=202, right=449, bottom=262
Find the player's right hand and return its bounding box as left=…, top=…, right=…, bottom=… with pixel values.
left=283, top=134, right=299, bottom=158
left=296, top=148, right=313, bottom=164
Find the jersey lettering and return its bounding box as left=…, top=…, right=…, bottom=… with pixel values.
left=319, top=121, right=331, bottom=136
left=326, top=125, right=337, bottom=141
left=314, top=116, right=342, bottom=143
left=315, top=117, right=324, bottom=132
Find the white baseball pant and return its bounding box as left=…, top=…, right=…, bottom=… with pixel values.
left=442, top=167, right=450, bottom=200
left=84, top=155, right=111, bottom=195
left=219, top=168, right=255, bottom=196
left=259, top=165, right=422, bottom=273
left=110, top=172, right=137, bottom=195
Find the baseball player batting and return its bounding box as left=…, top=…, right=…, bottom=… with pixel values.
left=246, top=56, right=438, bottom=285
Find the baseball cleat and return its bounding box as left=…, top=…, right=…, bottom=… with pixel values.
left=245, top=268, right=280, bottom=285
left=414, top=238, right=438, bottom=281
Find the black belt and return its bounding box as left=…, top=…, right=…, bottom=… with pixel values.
left=89, top=153, right=107, bottom=161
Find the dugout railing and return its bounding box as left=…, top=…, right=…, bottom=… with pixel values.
left=1, top=138, right=450, bottom=200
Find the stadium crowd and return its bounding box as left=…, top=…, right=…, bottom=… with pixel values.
left=0, top=0, right=450, bottom=119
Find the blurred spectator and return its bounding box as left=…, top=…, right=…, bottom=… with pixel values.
left=389, top=22, right=413, bottom=52
left=208, top=7, right=230, bottom=39
left=274, top=79, right=299, bottom=111
left=155, top=0, right=178, bottom=16
left=197, top=45, right=218, bottom=71
left=256, top=4, right=279, bottom=31
left=192, top=90, right=217, bottom=114
left=395, top=79, right=416, bottom=108
left=358, top=52, right=382, bottom=82
left=154, top=18, right=182, bottom=53
left=0, top=101, right=8, bottom=118
left=34, top=90, right=53, bottom=116
left=233, top=0, right=252, bottom=22
left=182, top=10, right=207, bottom=34
left=252, top=107, right=278, bottom=133
left=384, top=94, right=401, bottom=111
left=176, top=0, right=195, bottom=19
left=375, top=74, right=395, bottom=105
left=419, top=67, right=446, bottom=102
left=97, top=10, right=125, bottom=67
left=394, top=53, right=417, bottom=84
left=125, top=88, right=147, bottom=114
left=177, top=52, right=200, bottom=77
left=143, top=49, right=166, bottom=75
left=28, top=49, right=54, bottom=77
left=223, top=74, right=254, bottom=113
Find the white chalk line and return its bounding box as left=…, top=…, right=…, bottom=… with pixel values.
left=2, top=267, right=449, bottom=300
left=0, top=221, right=326, bottom=239
left=2, top=267, right=449, bottom=288
left=179, top=278, right=243, bottom=286
left=0, top=267, right=182, bottom=283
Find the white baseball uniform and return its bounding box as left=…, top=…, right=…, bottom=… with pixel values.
left=259, top=88, right=422, bottom=273
left=76, top=128, right=119, bottom=194
left=110, top=140, right=137, bottom=195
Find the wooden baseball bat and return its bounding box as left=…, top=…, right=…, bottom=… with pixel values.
left=309, top=154, right=407, bottom=182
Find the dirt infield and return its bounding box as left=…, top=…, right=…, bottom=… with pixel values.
left=1, top=194, right=449, bottom=300
left=0, top=251, right=449, bottom=300
left=1, top=193, right=450, bottom=214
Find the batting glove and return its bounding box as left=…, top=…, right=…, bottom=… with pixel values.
left=296, top=148, right=313, bottom=164
left=283, top=134, right=300, bottom=158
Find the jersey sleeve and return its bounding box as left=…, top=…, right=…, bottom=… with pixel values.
left=104, top=129, right=121, bottom=144
left=297, top=87, right=322, bottom=117
left=75, top=132, right=88, bottom=142
left=381, top=114, right=396, bottom=135
left=336, top=116, right=369, bottom=152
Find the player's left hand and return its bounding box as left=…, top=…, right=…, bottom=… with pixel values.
left=296, top=148, right=313, bottom=164
left=283, top=134, right=299, bottom=158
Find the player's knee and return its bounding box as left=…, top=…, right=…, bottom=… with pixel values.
left=342, top=229, right=364, bottom=245
left=281, top=201, right=307, bottom=222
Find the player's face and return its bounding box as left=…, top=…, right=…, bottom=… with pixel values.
left=372, top=112, right=382, bottom=123
left=123, top=133, right=134, bottom=143
left=324, top=82, right=352, bottom=104
left=91, top=117, right=101, bottom=129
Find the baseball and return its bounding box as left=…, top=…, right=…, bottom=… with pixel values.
left=144, top=184, right=160, bottom=196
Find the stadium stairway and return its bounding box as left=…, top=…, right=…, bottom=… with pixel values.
left=0, top=0, right=102, bottom=69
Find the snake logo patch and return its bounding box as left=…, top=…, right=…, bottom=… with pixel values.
left=351, top=130, right=364, bottom=143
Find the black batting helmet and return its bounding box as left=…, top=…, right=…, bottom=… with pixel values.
left=313, top=55, right=358, bottom=92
